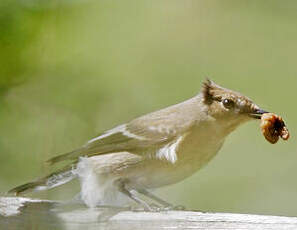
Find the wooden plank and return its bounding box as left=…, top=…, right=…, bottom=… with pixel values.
left=1, top=197, right=297, bottom=230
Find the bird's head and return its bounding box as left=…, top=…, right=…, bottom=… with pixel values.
left=202, top=79, right=268, bottom=131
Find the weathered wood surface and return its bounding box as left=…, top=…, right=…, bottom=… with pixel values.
left=1, top=197, right=297, bottom=230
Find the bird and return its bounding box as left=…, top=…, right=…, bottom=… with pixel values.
left=9, top=79, right=268, bottom=210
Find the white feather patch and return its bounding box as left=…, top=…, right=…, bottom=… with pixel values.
left=156, top=136, right=183, bottom=164
left=76, top=157, right=104, bottom=207
left=88, top=124, right=147, bottom=144
left=76, top=157, right=130, bottom=207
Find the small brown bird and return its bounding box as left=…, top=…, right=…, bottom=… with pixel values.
left=9, top=79, right=269, bottom=210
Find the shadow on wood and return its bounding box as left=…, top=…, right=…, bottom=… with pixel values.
left=1, top=197, right=297, bottom=230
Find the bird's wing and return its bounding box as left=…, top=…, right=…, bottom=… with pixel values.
left=47, top=115, right=194, bottom=165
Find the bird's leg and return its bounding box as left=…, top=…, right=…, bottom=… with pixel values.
left=135, top=188, right=172, bottom=208
left=135, top=188, right=185, bottom=210
left=114, top=179, right=154, bottom=211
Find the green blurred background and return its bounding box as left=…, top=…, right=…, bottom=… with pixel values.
left=0, top=0, right=296, bottom=216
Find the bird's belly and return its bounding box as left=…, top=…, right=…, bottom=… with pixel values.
left=127, top=135, right=225, bottom=189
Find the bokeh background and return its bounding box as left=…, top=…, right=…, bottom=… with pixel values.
left=1, top=0, right=296, bottom=216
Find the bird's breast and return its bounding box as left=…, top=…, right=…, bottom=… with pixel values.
left=177, top=123, right=225, bottom=165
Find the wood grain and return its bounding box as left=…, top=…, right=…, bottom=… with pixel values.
left=1, top=197, right=297, bottom=230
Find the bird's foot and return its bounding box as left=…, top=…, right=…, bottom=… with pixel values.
left=131, top=203, right=168, bottom=212
left=161, top=204, right=186, bottom=211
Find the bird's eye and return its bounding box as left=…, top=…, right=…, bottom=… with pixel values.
left=222, top=99, right=235, bottom=109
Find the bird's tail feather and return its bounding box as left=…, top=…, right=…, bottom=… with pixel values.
left=8, top=166, right=77, bottom=196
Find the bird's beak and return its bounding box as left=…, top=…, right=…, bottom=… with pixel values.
left=249, top=108, right=269, bottom=119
